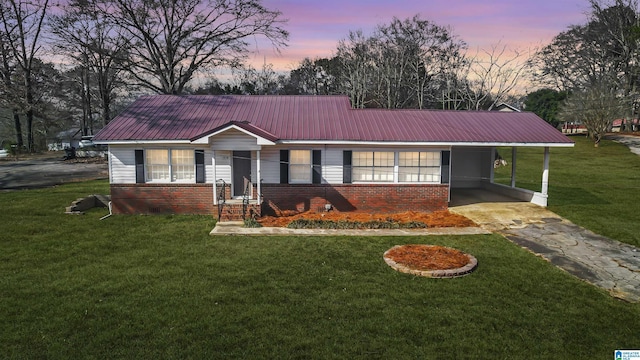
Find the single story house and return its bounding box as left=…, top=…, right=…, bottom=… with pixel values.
left=93, top=95, right=574, bottom=221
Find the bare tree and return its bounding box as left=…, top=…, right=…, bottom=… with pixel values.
left=336, top=30, right=374, bottom=108
left=457, top=42, right=530, bottom=111
left=559, top=81, right=630, bottom=146
left=0, top=0, right=49, bottom=152
left=50, top=0, right=129, bottom=131
left=96, top=0, right=288, bottom=94
left=0, top=30, right=22, bottom=148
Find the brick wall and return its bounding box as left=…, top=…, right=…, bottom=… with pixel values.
left=110, top=183, right=449, bottom=217
left=261, top=184, right=449, bottom=215
left=111, top=184, right=214, bottom=214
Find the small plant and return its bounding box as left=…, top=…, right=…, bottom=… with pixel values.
left=243, top=217, right=262, bottom=228
left=286, top=219, right=427, bottom=230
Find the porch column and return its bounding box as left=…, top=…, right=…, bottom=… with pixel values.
left=490, top=147, right=496, bottom=183
left=212, top=150, right=217, bottom=205
left=510, top=147, right=517, bottom=188
left=256, top=150, right=261, bottom=203
left=541, top=147, right=550, bottom=196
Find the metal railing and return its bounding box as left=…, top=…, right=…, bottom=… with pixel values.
left=216, top=179, right=228, bottom=221
left=242, top=181, right=252, bottom=220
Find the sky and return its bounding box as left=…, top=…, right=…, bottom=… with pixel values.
left=243, top=0, right=590, bottom=73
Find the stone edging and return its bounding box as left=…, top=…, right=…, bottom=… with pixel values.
left=383, top=245, right=478, bottom=278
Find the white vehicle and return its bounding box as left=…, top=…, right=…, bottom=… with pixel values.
left=78, top=136, right=94, bottom=148
left=0, top=149, right=8, bottom=158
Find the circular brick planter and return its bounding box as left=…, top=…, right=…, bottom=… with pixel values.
left=383, top=245, right=477, bottom=278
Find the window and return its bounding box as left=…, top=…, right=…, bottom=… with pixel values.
left=352, top=151, right=394, bottom=182
left=171, top=149, right=195, bottom=181
left=289, top=150, right=311, bottom=183
left=398, top=152, right=441, bottom=183
left=146, top=149, right=170, bottom=181
left=145, top=149, right=194, bottom=182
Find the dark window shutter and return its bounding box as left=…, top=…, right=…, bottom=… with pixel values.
left=280, top=150, right=289, bottom=184
left=135, top=150, right=145, bottom=183
left=195, top=150, right=205, bottom=183
left=343, top=150, right=352, bottom=184
left=312, top=150, right=322, bottom=184
left=441, top=150, right=451, bottom=184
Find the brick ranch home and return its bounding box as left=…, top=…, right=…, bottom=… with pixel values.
left=93, top=95, right=574, bottom=221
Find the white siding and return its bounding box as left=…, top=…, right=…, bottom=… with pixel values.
left=323, top=147, right=344, bottom=184
left=214, top=150, right=232, bottom=183
left=211, top=129, right=260, bottom=150
left=260, top=147, right=281, bottom=183
left=109, top=146, right=136, bottom=184
left=450, top=147, right=492, bottom=188
left=205, top=149, right=214, bottom=183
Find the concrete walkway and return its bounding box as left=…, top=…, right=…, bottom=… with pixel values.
left=210, top=221, right=489, bottom=236
left=502, top=220, right=640, bottom=302
left=607, top=134, right=640, bottom=156
left=451, top=198, right=640, bottom=303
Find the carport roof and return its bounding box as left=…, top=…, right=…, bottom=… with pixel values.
left=94, top=95, right=574, bottom=147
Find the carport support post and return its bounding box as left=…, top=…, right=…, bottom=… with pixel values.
left=541, top=147, right=550, bottom=196
left=510, top=147, right=517, bottom=187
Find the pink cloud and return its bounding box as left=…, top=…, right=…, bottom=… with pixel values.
left=247, top=0, right=588, bottom=72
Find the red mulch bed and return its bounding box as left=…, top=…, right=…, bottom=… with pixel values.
left=385, top=245, right=469, bottom=271
left=258, top=210, right=476, bottom=228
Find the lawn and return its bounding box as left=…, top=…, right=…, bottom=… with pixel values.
left=1, top=178, right=639, bottom=359
left=494, top=135, right=640, bottom=247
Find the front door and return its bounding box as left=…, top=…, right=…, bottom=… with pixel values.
left=232, top=151, right=251, bottom=197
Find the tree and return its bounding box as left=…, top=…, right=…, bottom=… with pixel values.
left=0, top=29, right=22, bottom=148
left=96, top=0, right=288, bottom=94
left=456, top=42, right=530, bottom=111
left=524, top=88, right=567, bottom=128
left=0, top=0, right=50, bottom=152
left=559, top=81, right=630, bottom=146
left=50, top=0, right=130, bottom=130
left=336, top=30, right=374, bottom=108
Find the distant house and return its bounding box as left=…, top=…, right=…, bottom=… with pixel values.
left=611, top=119, right=639, bottom=132
left=93, top=95, right=574, bottom=220
left=47, top=128, right=81, bottom=151
left=493, top=103, right=521, bottom=112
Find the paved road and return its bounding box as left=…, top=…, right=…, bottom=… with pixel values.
left=607, top=134, right=640, bottom=156
left=0, top=157, right=108, bottom=190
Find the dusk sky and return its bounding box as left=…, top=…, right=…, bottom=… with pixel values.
left=245, top=0, right=590, bottom=72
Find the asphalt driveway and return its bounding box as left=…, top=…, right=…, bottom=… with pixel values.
left=0, top=155, right=108, bottom=190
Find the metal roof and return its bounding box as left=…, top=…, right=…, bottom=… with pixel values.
left=93, top=95, right=574, bottom=146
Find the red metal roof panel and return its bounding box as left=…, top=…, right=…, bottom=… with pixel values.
left=93, top=95, right=574, bottom=146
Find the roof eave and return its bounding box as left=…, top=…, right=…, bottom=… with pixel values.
left=278, top=140, right=575, bottom=147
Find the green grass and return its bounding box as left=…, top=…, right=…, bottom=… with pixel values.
left=1, top=179, right=640, bottom=358
left=494, top=136, right=640, bottom=247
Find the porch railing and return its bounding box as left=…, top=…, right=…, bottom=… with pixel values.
left=242, top=181, right=252, bottom=220
left=216, top=179, right=228, bottom=221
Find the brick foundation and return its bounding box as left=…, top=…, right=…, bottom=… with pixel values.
left=110, top=183, right=449, bottom=219
left=110, top=184, right=214, bottom=215
left=261, top=184, right=449, bottom=215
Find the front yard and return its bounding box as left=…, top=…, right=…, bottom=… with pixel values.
left=1, top=177, right=639, bottom=358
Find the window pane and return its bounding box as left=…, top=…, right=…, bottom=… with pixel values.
left=375, top=152, right=394, bottom=167
left=290, top=150, right=310, bottom=165
left=425, top=152, right=440, bottom=167
left=171, top=149, right=194, bottom=181
left=373, top=166, right=393, bottom=181
left=290, top=164, right=311, bottom=182
left=399, top=167, right=420, bottom=182
left=353, top=152, right=373, bottom=167
left=290, top=150, right=311, bottom=183
left=146, top=150, right=169, bottom=181
left=399, top=152, right=420, bottom=167
left=352, top=167, right=371, bottom=181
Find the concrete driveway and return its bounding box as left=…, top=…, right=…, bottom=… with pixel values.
left=450, top=189, right=640, bottom=302
left=0, top=155, right=108, bottom=190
